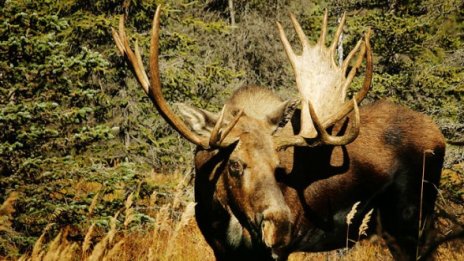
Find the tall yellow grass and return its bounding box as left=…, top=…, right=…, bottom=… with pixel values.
left=7, top=172, right=463, bottom=261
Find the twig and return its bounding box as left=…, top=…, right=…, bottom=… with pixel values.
left=417, top=149, right=434, bottom=259
left=228, top=0, right=236, bottom=26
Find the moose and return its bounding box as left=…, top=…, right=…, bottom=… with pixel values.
left=113, top=6, right=445, bottom=261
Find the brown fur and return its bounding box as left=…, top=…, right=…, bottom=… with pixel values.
left=191, top=86, right=445, bottom=261
left=227, top=85, right=285, bottom=120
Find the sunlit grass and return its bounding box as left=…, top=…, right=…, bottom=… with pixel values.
left=3, top=170, right=463, bottom=261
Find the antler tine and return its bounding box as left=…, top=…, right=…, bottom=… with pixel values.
left=209, top=106, right=244, bottom=147
left=355, top=28, right=373, bottom=101
left=219, top=109, right=244, bottom=144
left=112, top=15, right=150, bottom=92
left=277, top=22, right=296, bottom=67
left=342, top=40, right=366, bottom=95
left=318, top=9, right=328, bottom=46
left=342, top=38, right=363, bottom=74
left=321, top=28, right=373, bottom=128
left=309, top=99, right=360, bottom=145
left=219, top=110, right=244, bottom=146
left=290, top=13, right=310, bottom=49
left=134, top=40, right=150, bottom=90
left=209, top=106, right=226, bottom=147
left=329, top=12, right=346, bottom=53
left=112, top=27, right=125, bottom=54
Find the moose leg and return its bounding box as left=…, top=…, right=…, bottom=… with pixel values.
left=378, top=156, right=442, bottom=261
left=380, top=192, right=438, bottom=261
left=379, top=188, right=421, bottom=261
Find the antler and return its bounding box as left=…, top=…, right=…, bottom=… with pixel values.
left=112, top=6, right=242, bottom=149
left=275, top=11, right=372, bottom=148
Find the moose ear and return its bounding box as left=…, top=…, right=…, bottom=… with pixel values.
left=176, top=103, right=219, bottom=137
left=266, top=99, right=298, bottom=132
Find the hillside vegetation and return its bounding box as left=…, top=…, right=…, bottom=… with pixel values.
left=0, top=0, right=463, bottom=258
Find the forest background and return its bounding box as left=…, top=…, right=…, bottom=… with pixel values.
left=0, top=0, right=463, bottom=258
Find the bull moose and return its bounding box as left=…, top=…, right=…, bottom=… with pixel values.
left=112, top=6, right=445, bottom=261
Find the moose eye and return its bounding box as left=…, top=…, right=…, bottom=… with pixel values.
left=229, top=160, right=244, bottom=176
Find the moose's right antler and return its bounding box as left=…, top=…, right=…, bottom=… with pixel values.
left=275, top=11, right=372, bottom=148
left=112, top=6, right=242, bottom=149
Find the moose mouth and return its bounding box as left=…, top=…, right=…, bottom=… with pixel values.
left=256, top=207, right=292, bottom=258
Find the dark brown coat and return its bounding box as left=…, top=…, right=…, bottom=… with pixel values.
left=190, top=87, right=445, bottom=261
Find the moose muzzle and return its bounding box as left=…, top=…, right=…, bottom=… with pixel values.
left=260, top=207, right=292, bottom=257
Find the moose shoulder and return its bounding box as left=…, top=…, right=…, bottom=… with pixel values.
left=113, top=6, right=445, bottom=261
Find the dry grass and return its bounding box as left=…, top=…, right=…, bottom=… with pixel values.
left=0, top=192, right=18, bottom=234
left=7, top=171, right=464, bottom=261
left=345, top=201, right=360, bottom=248
left=289, top=237, right=393, bottom=261
left=17, top=219, right=463, bottom=261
